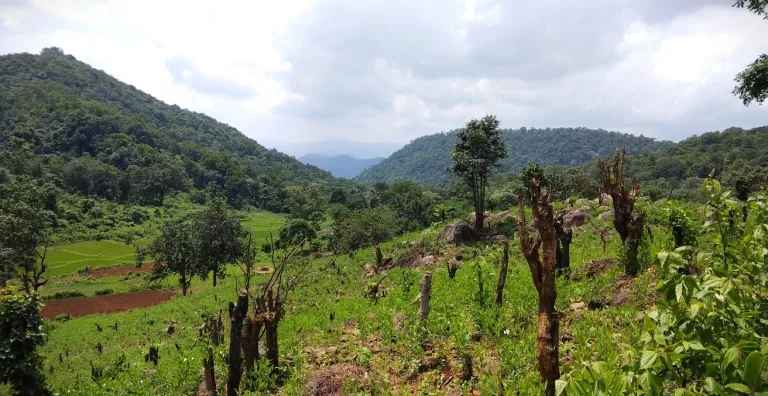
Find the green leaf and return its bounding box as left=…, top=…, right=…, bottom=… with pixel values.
left=723, top=347, right=740, bottom=371
left=555, top=380, right=568, bottom=396
left=674, top=389, right=696, bottom=396
left=742, top=351, right=763, bottom=391
left=724, top=383, right=751, bottom=393
left=704, top=377, right=723, bottom=394
left=640, top=349, right=659, bottom=370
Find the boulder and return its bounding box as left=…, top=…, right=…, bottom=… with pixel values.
left=440, top=221, right=476, bottom=245
left=574, top=198, right=591, bottom=208
left=598, top=211, right=614, bottom=221
left=562, top=210, right=589, bottom=230
left=598, top=193, right=613, bottom=205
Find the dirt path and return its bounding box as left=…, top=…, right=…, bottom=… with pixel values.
left=41, top=289, right=176, bottom=319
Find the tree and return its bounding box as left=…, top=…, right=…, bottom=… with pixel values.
left=598, top=149, right=646, bottom=276
left=277, top=219, right=317, bottom=251
left=283, top=184, right=326, bottom=223
left=450, top=115, right=508, bottom=230
left=382, top=180, right=436, bottom=231
left=732, top=1, right=768, bottom=105
left=193, top=198, right=245, bottom=287
left=0, top=284, right=50, bottom=396
left=0, top=178, right=53, bottom=290
left=517, top=179, right=560, bottom=396
left=329, top=206, right=399, bottom=253
left=138, top=219, right=198, bottom=296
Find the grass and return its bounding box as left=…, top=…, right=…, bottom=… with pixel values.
left=41, top=210, right=285, bottom=278
left=241, top=210, right=285, bottom=246
left=43, top=240, right=138, bottom=277
left=35, top=210, right=675, bottom=394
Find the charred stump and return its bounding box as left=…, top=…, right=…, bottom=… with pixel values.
left=494, top=241, right=510, bottom=305
left=419, top=272, right=432, bottom=323
left=598, top=148, right=645, bottom=276
left=227, top=292, right=248, bottom=396
left=517, top=180, right=560, bottom=396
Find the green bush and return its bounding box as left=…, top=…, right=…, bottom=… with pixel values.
left=0, top=284, right=50, bottom=395
left=94, top=289, right=115, bottom=296
left=43, top=291, right=85, bottom=300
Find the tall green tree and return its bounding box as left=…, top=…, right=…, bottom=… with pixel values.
left=0, top=178, right=53, bottom=290
left=193, top=198, right=245, bottom=287
left=138, top=219, right=198, bottom=296
left=283, top=184, right=326, bottom=223
left=450, top=115, right=508, bottom=230
left=733, top=1, right=768, bottom=105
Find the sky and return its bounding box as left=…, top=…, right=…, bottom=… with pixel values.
left=1, top=0, right=767, bottom=156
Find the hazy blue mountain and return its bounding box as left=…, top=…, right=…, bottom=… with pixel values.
left=268, top=139, right=402, bottom=159
left=299, top=153, right=384, bottom=179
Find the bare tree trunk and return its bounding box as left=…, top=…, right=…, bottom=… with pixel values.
left=599, top=148, right=645, bottom=277
left=203, top=346, right=217, bottom=396
left=494, top=241, right=509, bottom=305
left=213, top=271, right=218, bottom=287
left=242, top=316, right=262, bottom=379
left=264, top=322, right=279, bottom=369
left=518, top=181, right=560, bottom=396
left=461, top=353, right=473, bottom=382
left=419, top=272, right=432, bottom=323
left=227, top=293, right=248, bottom=396
left=375, top=245, right=383, bottom=267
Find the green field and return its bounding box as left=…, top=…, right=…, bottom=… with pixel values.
left=44, top=240, right=138, bottom=277
left=241, top=210, right=285, bottom=245
left=41, top=211, right=284, bottom=278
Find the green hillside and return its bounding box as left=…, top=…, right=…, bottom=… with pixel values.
left=0, top=48, right=334, bottom=213
left=356, top=127, right=672, bottom=185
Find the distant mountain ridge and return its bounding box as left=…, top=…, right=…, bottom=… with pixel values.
left=299, top=153, right=384, bottom=179
left=268, top=139, right=401, bottom=159
left=356, top=127, right=673, bottom=185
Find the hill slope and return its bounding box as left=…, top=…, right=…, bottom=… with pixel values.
left=0, top=48, right=333, bottom=211
left=299, top=153, right=383, bottom=178
left=356, top=127, right=672, bottom=184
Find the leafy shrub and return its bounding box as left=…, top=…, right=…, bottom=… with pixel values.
left=329, top=206, right=399, bottom=253
left=94, top=289, right=115, bottom=296
left=55, top=314, right=72, bottom=322
left=43, top=291, right=85, bottom=300
left=563, top=179, right=768, bottom=394
left=0, top=284, right=50, bottom=395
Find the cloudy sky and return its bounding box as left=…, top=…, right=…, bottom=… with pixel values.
left=1, top=0, right=767, bottom=155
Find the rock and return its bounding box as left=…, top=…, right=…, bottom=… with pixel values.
left=417, top=255, right=436, bottom=266
left=599, top=193, right=613, bottom=204
left=490, top=235, right=508, bottom=244
left=612, top=280, right=633, bottom=306
left=563, top=210, right=589, bottom=230
left=564, top=197, right=573, bottom=207
left=482, top=356, right=501, bottom=376
left=396, top=246, right=424, bottom=268
left=419, top=355, right=440, bottom=372
left=569, top=300, right=586, bottom=319
left=393, top=312, right=407, bottom=333
left=440, top=221, right=476, bottom=246
left=598, top=211, right=614, bottom=220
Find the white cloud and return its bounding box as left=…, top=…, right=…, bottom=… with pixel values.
left=0, top=0, right=766, bottom=147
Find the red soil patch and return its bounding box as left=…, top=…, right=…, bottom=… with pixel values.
left=61, top=262, right=155, bottom=281
left=41, top=289, right=176, bottom=319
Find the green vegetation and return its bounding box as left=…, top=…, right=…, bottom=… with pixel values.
left=357, top=127, right=671, bottom=185
left=44, top=240, right=135, bottom=277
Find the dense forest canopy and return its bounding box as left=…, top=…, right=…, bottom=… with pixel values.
left=356, top=127, right=672, bottom=185
left=0, top=47, right=335, bottom=212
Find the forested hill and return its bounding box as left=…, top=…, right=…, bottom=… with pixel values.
left=356, top=127, right=672, bottom=185
left=0, top=48, right=334, bottom=211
